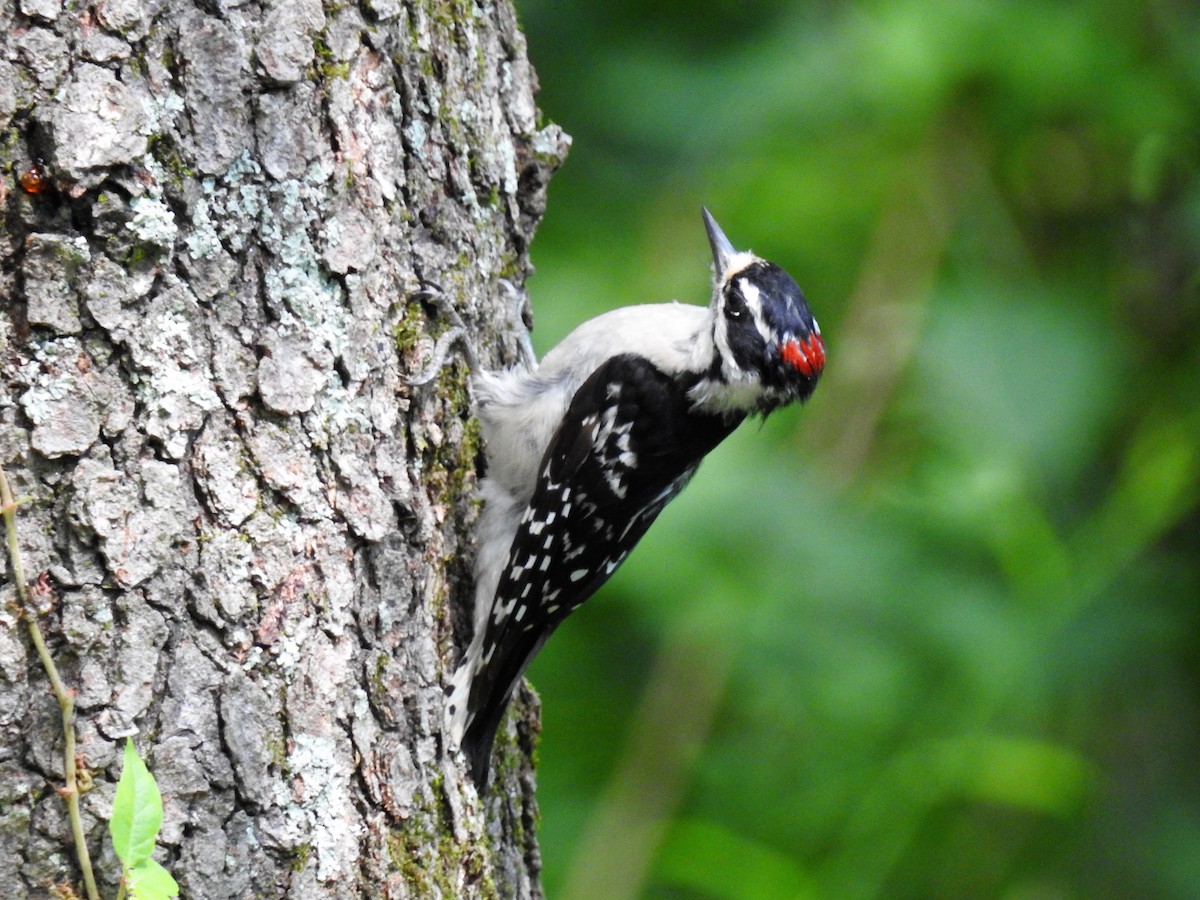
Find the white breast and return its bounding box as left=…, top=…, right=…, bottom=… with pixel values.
left=475, top=302, right=712, bottom=503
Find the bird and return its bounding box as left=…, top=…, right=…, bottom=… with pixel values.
left=440, top=208, right=826, bottom=789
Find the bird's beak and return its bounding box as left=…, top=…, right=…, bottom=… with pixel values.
left=702, top=207, right=736, bottom=280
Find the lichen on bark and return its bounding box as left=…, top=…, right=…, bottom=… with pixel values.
left=0, top=0, right=568, bottom=897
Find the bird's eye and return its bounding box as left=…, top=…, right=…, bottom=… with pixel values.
left=724, top=292, right=745, bottom=320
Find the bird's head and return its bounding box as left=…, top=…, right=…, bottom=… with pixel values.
left=695, top=207, right=825, bottom=416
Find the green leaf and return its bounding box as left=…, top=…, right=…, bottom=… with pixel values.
left=110, top=739, right=164, bottom=870
left=127, top=859, right=180, bottom=900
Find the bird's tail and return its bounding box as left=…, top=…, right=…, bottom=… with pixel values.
left=445, top=620, right=556, bottom=791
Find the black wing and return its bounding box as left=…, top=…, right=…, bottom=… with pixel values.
left=461, top=353, right=741, bottom=787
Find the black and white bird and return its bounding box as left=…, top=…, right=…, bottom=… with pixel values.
left=444, top=208, right=826, bottom=788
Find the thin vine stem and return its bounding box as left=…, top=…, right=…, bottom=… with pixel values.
left=0, top=466, right=100, bottom=900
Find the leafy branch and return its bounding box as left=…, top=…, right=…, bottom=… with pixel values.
left=2, top=466, right=179, bottom=899
left=0, top=465, right=99, bottom=900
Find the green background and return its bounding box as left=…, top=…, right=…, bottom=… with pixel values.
left=515, top=1, right=1200, bottom=897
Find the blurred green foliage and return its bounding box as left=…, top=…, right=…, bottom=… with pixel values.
left=515, top=0, right=1200, bottom=897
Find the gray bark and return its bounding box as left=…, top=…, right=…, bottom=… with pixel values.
left=0, top=0, right=568, bottom=896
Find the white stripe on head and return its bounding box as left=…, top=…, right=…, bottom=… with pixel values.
left=717, top=251, right=759, bottom=285
left=712, top=302, right=745, bottom=381
left=736, top=277, right=773, bottom=348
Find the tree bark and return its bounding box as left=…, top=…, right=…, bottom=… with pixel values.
left=0, top=1, right=568, bottom=897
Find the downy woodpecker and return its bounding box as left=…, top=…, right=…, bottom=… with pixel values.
left=443, top=208, right=825, bottom=788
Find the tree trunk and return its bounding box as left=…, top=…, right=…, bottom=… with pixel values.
left=0, top=1, right=568, bottom=897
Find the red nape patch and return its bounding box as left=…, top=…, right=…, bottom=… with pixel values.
left=806, top=334, right=826, bottom=373
left=782, top=334, right=826, bottom=377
